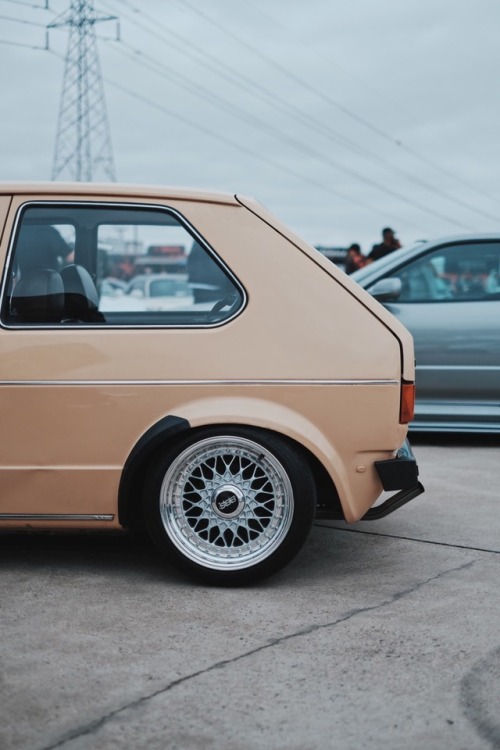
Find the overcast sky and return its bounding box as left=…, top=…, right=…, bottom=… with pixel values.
left=1, top=0, right=499, bottom=250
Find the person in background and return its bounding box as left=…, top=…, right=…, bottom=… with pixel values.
left=344, top=243, right=368, bottom=274
left=368, top=227, right=402, bottom=262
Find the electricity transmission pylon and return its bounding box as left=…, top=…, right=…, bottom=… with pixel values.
left=48, top=1, right=118, bottom=182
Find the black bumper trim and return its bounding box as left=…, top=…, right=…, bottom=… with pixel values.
left=374, top=439, right=419, bottom=491
left=361, top=481, right=424, bottom=521
left=361, top=439, right=424, bottom=521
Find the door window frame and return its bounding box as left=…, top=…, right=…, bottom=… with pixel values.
left=0, top=200, right=247, bottom=330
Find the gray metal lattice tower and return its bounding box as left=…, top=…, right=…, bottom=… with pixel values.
left=49, top=1, right=117, bottom=181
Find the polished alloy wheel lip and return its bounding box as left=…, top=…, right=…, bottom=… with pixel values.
left=159, top=435, right=294, bottom=571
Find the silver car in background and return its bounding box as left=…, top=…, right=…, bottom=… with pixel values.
left=352, top=234, right=500, bottom=433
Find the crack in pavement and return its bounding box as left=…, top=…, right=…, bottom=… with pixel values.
left=315, top=523, right=500, bottom=555
left=38, top=558, right=477, bottom=750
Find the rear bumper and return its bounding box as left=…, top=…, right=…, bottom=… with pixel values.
left=375, top=439, right=419, bottom=491
left=361, top=439, right=424, bottom=521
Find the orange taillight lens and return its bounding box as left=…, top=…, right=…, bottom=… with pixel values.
left=400, top=381, right=415, bottom=424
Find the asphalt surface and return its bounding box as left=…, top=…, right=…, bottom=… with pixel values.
left=0, top=434, right=499, bottom=750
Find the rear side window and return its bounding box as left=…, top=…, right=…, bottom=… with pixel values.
left=2, top=203, right=244, bottom=327
left=390, top=242, right=500, bottom=302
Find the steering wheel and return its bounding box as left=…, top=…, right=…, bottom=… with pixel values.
left=206, top=294, right=240, bottom=323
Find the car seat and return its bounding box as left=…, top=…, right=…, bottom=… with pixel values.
left=61, top=264, right=105, bottom=322
left=9, top=225, right=66, bottom=323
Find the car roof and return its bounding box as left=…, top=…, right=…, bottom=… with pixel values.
left=0, top=181, right=239, bottom=206
left=352, top=233, right=500, bottom=285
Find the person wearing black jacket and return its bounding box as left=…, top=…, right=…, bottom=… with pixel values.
left=368, top=227, right=401, bottom=261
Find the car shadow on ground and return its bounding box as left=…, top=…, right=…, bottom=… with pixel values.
left=0, top=530, right=193, bottom=584
left=0, top=524, right=385, bottom=589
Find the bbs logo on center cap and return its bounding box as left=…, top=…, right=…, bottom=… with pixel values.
left=212, top=485, right=245, bottom=518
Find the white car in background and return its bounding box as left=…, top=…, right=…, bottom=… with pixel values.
left=99, top=273, right=195, bottom=312
left=126, top=274, right=194, bottom=311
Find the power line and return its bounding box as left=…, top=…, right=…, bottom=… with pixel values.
left=244, top=1, right=500, bottom=210
left=174, top=0, right=500, bottom=214
left=107, top=39, right=474, bottom=231
left=110, top=40, right=359, bottom=165
left=103, top=0, right=496, bottom=228
left=0, top=11, right=47, bottom=25
left=99, top=0, right=374, bottom=153
left=50, top=44, right=384, bottom=220
left=9, top=0, right=496, bottom=235
left=176, top=0, right=407, bottom=148
left=102, top=72, right=416, bottom=225
left=0, top=36, right=46, bottom=48
left=0, top=0, right=48, bottom=8
left=0, top=0, right=51, bottom=46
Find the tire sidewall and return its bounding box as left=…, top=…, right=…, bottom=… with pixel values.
left=143, top=426, right=316, bottom=585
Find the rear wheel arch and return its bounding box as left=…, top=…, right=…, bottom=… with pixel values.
left=118, top=415, right=191, bottom=528
left=119, top=417, right=344, bottom=533
left=256, top=428, right=344, bottom=520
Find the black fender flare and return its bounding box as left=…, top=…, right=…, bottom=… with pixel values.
left=118, top=414, right=190, bottom=527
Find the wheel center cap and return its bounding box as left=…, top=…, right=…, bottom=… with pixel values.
left=212, top=485, right=245, bottom=518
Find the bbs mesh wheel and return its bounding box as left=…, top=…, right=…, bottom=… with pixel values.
left=143, top=427, right=316, bottom=585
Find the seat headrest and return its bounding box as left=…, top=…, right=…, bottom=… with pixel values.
left=15, top=224, right=70, bottom=272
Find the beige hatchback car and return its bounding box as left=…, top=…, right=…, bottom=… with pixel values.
left=0, top=183, right=423, bottom=584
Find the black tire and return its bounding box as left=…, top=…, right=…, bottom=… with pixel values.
left=143, top=426, right=316, bottom=585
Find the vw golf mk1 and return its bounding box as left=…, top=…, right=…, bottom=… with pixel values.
left=0, top=183, right=423, bottom=584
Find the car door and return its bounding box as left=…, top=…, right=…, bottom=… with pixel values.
left=380, top=240, right=500, bottom=423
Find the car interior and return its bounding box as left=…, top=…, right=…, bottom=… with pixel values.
left=3, top=210, right=244, bottom=327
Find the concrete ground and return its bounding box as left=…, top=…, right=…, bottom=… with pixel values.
left=0, top=434, right=499, bottom=750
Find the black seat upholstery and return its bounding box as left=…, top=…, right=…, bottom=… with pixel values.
left=61, top=264, right=104, bottom=322
left=9, top=225, right=67, bottom=323
left=11, top=268, right=65, bottom=323
left=15, top=225, right=69, bottom=270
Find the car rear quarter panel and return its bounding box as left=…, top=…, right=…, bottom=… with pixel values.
left=236, top=194, right=415, bottom=383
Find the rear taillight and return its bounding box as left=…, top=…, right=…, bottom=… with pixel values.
left=400, top=381, right=415, bottom=424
